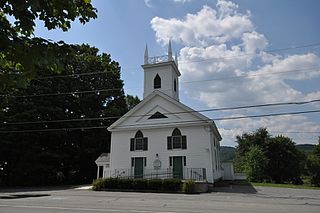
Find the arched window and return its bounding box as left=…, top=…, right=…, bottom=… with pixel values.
left=167, top=128, right=187, bottom=150
left=174, top=79, right=177, bottom=92
left=172, top=128, right=181, bottom=136
left=130, top=130, right=148, bottom=151
left=135, top=130, right=143, bottom=138
left=154, top=74, right=161, bottom=89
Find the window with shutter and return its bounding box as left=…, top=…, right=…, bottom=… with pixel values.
left=130, top=138, right=134, bottom=151
left=167, top=128, right=187, bottom=150
left=182, top=136, right=187, bottom=149
left=143, top=138, right=148, bottom=151
left=130, top=130, right=148, bottom=151
left=167, top=136, right=172, bottom=150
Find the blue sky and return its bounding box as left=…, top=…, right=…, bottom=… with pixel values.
left=34, top=0, right=320, bottom=146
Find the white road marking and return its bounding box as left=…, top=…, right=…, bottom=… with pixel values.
left=0, top=204, right=176, bottom=213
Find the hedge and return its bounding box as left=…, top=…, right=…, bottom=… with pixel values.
left=92, top=178, right=182, bottom=192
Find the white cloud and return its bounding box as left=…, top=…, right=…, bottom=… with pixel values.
left=145, top=0, right=193, bottom=7
left=144, top=0, right=152, bottom=8
left=173, top=0, right=193, bottom=3
left=151, top=5, right=253, bottom=46
left=218, top=115, right=320, bottom=146
left=150, top=0, right=320, bottom=145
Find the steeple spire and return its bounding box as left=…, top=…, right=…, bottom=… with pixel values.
left=144, top=44, right=149, bottom=64
left=175, top=51, right=178, bottom=67
left=168, top=40, right=173, bottom=61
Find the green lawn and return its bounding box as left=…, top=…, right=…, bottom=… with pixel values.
left=252, top=182, right=320, bottom=190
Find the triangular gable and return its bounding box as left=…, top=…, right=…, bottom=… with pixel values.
left=108, top=91, right=215, bottom=131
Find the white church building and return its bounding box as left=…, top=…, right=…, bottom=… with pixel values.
left=96, top=42, right=222, bottom=183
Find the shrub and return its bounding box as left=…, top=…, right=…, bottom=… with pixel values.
left=162, top=179, right=182, bottom=191
left=118, top=179, right=133, bottom=189
left=182, top=179, right=196, bottom=193
left=133, top=179, right=148, bottom=190
left=148, top=179, right=163, bottom=190
left=92, top=178, right=183, bottom=192
left=92, top=179, right=105, bottom=191
left=291, top=177, right=303, bottom=185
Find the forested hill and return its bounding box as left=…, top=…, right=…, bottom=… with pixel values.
left=220, top=146, right=236, bottom=162
left=220, top=144, right=316, bottom=162
left=296, top=144, right=316, bottom=153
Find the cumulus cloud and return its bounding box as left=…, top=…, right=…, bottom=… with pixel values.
left=144, top=0, right=152, bottom=8
left=151, top=5, right=253, bottom=46
left=173, top=0, right=193, bottom=3
left=150, top=0, right=320, bottom=145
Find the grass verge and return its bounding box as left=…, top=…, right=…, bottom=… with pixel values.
left=252, top=182, right=320, bottom=190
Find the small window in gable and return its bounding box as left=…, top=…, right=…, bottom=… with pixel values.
left=174, top=79, right=177, bottom=92
left=148, top=111, right=168, bottom=119
left=154, top=74, right=161, bottom=89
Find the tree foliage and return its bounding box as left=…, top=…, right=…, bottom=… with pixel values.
left=0, top=44, right=127, bottom=186
left=125, top=95, right=141, bottom=110
left=0, top=0, right=97, bottom=91
left=243, top=146, right=268, bottom=182
left=307, top=140, right=320, bottom=186
left=235, top=128, right=304, bottom=183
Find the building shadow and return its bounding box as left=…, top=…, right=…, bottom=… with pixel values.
left=0, top=184, right=85, bottom=193
left=210, top=180, right=257, bottom=194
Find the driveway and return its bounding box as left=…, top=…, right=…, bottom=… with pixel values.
left=0, top=185, right=319, bottom=213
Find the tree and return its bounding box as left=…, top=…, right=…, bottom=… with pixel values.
left=265, top=136, right=303, bottom=183
left=243, top=146, right=268, bottom=182
left=307, top=139, right=320, bottom=186
left=0, top=44, right=127, bottom=185
left=235, top=128, right=270, bottom=157
left=125, top=95, right=141, bottom=110
left=235, top=128, right=303, bottom=183
left=0, top=0, right=97, bottom=92
left=234, top=128, right=270, bottom=173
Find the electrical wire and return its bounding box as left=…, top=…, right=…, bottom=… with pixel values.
left=1, top=42, right=319, bottom=80
left=1, top=99, right=320, bottom=126
left=0, top=109, right=319, bottom=133
left=1, top=66, right=319, bottom=98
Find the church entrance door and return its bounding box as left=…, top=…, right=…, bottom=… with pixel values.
left=172, top=156, right=183, bottom=179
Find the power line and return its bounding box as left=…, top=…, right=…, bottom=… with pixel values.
left=214, top=109, right=320, bottom=121
left=1, top=42, right=319, bottom=80
left=181, top=66, right=319, bottom=84
left=0, top=88, right=123, bottom=98
left=1, top=66, right=319, bottom=98
left=2, top=99, right=320, bottom=126
left=0, top=125, right=109, bottom=133
left=36, top=70, right=117, bottom=80
left=178, top=42, right=320, bottom=64
left=1, top=109, right=319, bottom=133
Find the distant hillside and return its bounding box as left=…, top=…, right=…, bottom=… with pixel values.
left=220, top=146, right=236, bottom=162
left=220, top=144, right=315, bottom=162
left=296, top=144, right=315, bottom=153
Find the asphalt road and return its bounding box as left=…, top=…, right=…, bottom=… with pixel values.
left=0, top=185, right=319, bottom=213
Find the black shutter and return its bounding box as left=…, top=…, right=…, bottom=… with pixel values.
left=143, top=138, right=148, bottom=151
left=130, top=138, right=134, bottom=151
left=131, top=158, right=134, bottom=167
left=169, top=157, right=172, bottom=167
left=167, top=136, right=172, bottom=150
left=182, top=136, right=187, bottom=149
left=183, top=156, right=186, bottom=166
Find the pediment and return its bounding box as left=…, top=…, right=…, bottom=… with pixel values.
left=108, top=91, right=212, bottom=131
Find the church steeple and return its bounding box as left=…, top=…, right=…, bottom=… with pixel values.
left=142, top=41, right=180, bottom=101
left=168, top=40, right=173, bottom=61
left=144, top=44, right=149, bottom=64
